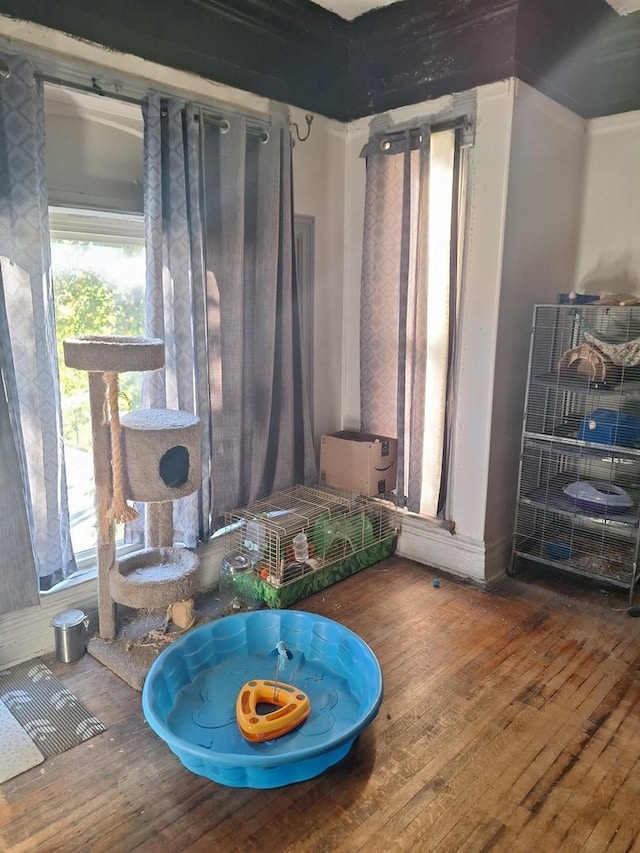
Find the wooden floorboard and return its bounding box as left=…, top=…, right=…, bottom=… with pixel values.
left=1, top=556, right=640, bottom=852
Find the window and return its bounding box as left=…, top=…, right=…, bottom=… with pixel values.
left=42, top=81, right=145, bottom=580
left=50, top=208, right=146, bottom=563
left=359, top=124, right=466, bottom=518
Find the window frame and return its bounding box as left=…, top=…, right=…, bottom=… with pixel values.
left=46, top=205, right=146, bottom=586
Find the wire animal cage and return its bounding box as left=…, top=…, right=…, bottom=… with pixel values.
left=512, top=304, right=640, bottom=602
left=224, top=484, right=399, bottom=608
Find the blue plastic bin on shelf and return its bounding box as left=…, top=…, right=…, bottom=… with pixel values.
left=577, top=409, right=640, bottom=447
left=142, top=610, right=383, bottom=788
left=543, top=541, right=575, bottom=560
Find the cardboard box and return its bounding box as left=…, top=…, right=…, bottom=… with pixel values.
left=319, top=430, right=397, bottom=496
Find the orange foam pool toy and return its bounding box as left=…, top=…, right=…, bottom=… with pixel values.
left=236, top=679, right=311, bottom=743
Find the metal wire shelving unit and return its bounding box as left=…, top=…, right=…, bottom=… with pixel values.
left=511, top=304, right=640, bottom=603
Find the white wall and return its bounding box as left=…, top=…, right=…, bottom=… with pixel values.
left=447, top=83, right=515, bottom=550
left=290, top=108, right=348, bottom=451
left=485, top=81, right=587, bottom=578
left=576, top=109, right=640, bottom=296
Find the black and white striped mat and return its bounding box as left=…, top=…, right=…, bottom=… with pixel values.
left=0, top=659, right=106, bottom=763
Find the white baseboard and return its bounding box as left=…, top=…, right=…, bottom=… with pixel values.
left=0, top=536, right=228, bottom=671
left=484, top=532, right=514, bottom=583
left=396, top=514, right=487, bottom=582
left=0, top=580, right=99, bottom=670
left=396, top=514, right=511, bottom=584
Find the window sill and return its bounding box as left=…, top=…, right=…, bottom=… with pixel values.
left=40, top=537, right=226, bottom=599
left=396, top=504, right=455, bottom=534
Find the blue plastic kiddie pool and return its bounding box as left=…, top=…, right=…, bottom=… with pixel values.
left=142, top=610, right=383, bottom=788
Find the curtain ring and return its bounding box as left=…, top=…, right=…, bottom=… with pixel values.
left=220, top=119, right=231, bottom=134
left=260, top=130, right=270, bottom=144
left=380, top=140, right=392, bottom=151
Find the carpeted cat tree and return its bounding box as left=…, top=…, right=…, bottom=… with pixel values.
left=63, top=335, right=202, bottom=690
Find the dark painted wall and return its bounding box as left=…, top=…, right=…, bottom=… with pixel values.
left=0, top=0, right=638, bottom=119
left=0, top=0, right=349, bottom=117
left=346, top=0, right=518, bottom=119
left=515, top=0, right=640, bottom=118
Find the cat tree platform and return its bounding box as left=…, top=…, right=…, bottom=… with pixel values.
left=63, top=335, right=165, bottom=373
left=110, top=546, right=200, bottom=611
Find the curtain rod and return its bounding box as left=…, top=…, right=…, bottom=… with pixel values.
left=38, top=72, right=274, bottom=140
left=0, top=36, right=284, bottom=136
left=368, top=90, right=476, bottom=148
left=361, top=117, right=470, bottom=158
left=376, top=115, right=470, bottom=141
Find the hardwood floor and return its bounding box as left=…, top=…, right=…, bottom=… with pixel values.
left=1, top=556, right=640, bottom=852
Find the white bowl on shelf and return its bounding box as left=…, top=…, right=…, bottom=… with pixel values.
left=563, top=480, right=633, bottom=515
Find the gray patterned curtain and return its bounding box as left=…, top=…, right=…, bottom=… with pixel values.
left=0, top=54, right=76, bottom=588
left=141, top=96, right=210, bottom=547
left=142, top=97, right=315, bottom=538
left=360, top=127, right=431, bottom=514
left=0, top=264, right=39, bottom=613
left=360, top=125, right=460, bottom=518
left=202, top=115, right=316, bottom=517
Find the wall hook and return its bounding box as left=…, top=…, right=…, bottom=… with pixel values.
left=291, top=114, right=314, bottom=144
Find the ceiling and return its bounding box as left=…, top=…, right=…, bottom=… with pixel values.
left=603, top=0, right=640, bottom=12
left=4, top=0, right=639, bottom=121
left=310, top=0, right=401, bottom=20
left=313, top=0, right=640, bottom=17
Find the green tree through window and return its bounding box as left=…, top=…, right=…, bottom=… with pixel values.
left=51, top=237, right=145, bottom=556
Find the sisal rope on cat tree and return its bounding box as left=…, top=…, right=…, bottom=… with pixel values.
left=104, top=371, right=140, bottom=524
